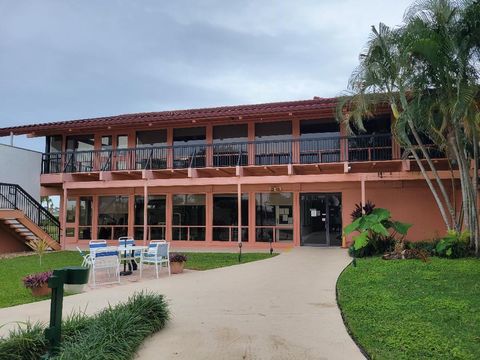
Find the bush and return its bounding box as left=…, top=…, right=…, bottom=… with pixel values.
left=169, top=253, right=187, bottom=263
left=406, top=240, right=439, bottom=256
left=22, top=271, right=52, bottom=289
left=435, top=230, right=470, bottom=258
left=0, top=291, right=169, bottom=360
left=344, top=208, right=412, bottom=258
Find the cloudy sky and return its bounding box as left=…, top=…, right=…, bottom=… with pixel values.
left=0, top=0, right=412, bottom=151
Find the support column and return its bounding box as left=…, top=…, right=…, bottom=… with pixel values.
left=143, top=183, right=148, bottom=245
left=92, top=195, right=98, bottom=241
left=293, top=191, right=301, bottom=246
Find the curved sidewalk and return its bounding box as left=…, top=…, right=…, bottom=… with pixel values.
left=0, top=248, right=363, bottom=359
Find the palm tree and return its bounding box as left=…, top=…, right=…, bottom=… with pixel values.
left=338, top=0, right=480, bottom=253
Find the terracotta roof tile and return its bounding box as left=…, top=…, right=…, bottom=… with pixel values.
left=0, top=98, right=339, bottom=137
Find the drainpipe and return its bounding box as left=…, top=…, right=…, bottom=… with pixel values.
left=9, top=132, right=13, bottom=146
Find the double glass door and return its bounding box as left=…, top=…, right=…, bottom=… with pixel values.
left=300, top=193, right=342, bottom=246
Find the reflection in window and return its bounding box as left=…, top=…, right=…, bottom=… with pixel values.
left=255, top=192, right=294, bottom=242
left=78, top=197, right=92, bottom=240
left=46, top=135, right=63, bottom=153
left=172, top=194, right=205, bottom=241
left=136, top=130, right=167, bottom=147
left=213, top=194, right=248, bottom=241
left=66, top=198, right=76, bottom=223
left=134, top=195, right=166, bottom=240
left=101, top=136, right=112, bottom=150
left=255, top=121, right=292, bottom=165
left=213, top=124, right=248, bottom=166
left=300, top=119, right=340, bottom=163
left=97, top=196, right=128, bottom=240
left=66, top=135, right=94, bottom=151
left=173, top=127, right=206, bottom=168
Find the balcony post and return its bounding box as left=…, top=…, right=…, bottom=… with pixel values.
left=143, top=183, right=148, bottom=245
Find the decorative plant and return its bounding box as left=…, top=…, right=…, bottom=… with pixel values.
left=350, top=200, right=376, bottom=220
left=436, top=230, right=470, bottom=258
left=30, top=237, right=50, bottom=266
left=344, top=208, right=412, bottom=257
left=22, top=271, right=53, bottom=289
left=169, top=253, right=187, bottom=263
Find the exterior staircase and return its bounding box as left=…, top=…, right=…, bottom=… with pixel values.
left=0, top=183, right=60, bottom=251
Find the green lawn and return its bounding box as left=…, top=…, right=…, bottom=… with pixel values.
left=337, top=257, right=480, bottom=360
left=0, top=251, right=276, bottom=309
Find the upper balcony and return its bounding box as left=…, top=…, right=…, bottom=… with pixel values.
left=39, top=133, right=448, bottom=183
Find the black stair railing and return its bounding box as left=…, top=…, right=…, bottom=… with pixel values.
left=0, top=183, right=60, bottom=243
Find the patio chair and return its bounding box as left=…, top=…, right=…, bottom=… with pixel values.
left=118, top=236, right=141, bottom=264
left=139, top=241, right=170, bottom=279
left=90, top=246, right=121, bottom=287
left=76, top=246, right=92, bottom=267
left=89, top=240, right=107, bottom=250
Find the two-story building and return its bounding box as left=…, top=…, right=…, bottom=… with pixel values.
left=0, top=98, right=452, bottom=250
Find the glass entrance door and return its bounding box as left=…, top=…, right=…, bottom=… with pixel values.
left=300, top=193, right=342, bottom=246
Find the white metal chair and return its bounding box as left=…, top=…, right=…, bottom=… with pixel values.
left=118, top=236, right=141, bottom=264
left=90, top=246, right=121, bottom=287
left=140, top=241, right=170, bottom=278
left=89, top=240, right=107, bottom=250
left=76, top=246, right=92, bottom=267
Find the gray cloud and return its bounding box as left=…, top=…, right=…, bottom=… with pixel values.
left=0, top=0, right=412, bottom=150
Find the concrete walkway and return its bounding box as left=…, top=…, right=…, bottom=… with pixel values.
left=0, top=248, right=363, bottom=360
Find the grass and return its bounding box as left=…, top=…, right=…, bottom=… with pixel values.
left=0, top=250, right=276, bottom=308
left=337, top=257, right=480, bottom=360
left=0, top=291, right=169, bottom=360
left=0, top=251, right=83, bottom=308
left=182, top=252, right=277, bottom=271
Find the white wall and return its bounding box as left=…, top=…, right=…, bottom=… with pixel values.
left=0, top=144, right=42, bottom=200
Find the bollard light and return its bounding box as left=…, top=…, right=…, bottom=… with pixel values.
left=44, top=266, right=89, bottom=357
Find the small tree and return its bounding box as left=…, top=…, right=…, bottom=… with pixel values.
left=31, top=237, right=50, bottom=266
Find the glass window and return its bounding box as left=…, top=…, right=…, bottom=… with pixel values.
left=66, top=135, right=94, bottom=151
left=66, top=198, right=76, bottom=223
left=255, top=192, right=294, bottom=242
left=173, top=127, right=206, bottom=145
left=213, top=194, right=248, bottom=241
left=255, top=121, right=291, bottom=140
left=134, top=195, right=166, bottom=240
left=172, top=194, right=205, bottom=241
left=136, top=130, right=167, bottom=147
left=98, top=196, right=129, bottom=240
left=300, top=119, right=341, bottom=164
left=255, top=121, right=292, bottom=165
left=101, top=136, right=112, bottom=150
left=117, top=135, right=128, bottom=149
left=300, top=119, right=339, bottom=138
left=46, top=135, right=62, bottom=153
left=79, top=197, right=92, bottom=226
left=66, top=228, right=75, bottom=237
left=213, top=124, right=248, bottom=143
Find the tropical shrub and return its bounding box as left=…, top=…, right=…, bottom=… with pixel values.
left=344, top=208, right=412, bottom=258
left=0, top=291, right=169, bottom=360
left=406, top=240, right=439, bottom=256
left=350, top=200, right=376, bottom=220
left=435, top=230, right=470, bottom=258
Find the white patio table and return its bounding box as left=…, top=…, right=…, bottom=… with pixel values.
left=117, top=245, right=148, bottom=276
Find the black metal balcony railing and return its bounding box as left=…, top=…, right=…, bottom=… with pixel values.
left=41, top=134, right=409, bottom=175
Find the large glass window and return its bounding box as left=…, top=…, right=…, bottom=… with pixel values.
left=172, top=194, right=205, bottom=241
left=79, top=196, right=92, bottom=240
left=255, top=192, right=294, bottom=242
left=255, top=121, right=292, bottom=165
left=134, top=195, right=166, bottom=240
left=349, top=115, right=392, bottom=161
left=173, top=127, right=206, bottom=168
left=300, top=119, right=340, bottom=163
left=66, top=198, right=76, bottom=223
left=101, top=136, right=112, bottom=150
left=213, top=194, right=248, bottom=241
left=46, top=135, right=62, bottom=153
left=135, top=130, right=168, bottom=170
left=97, top=196, right=128, bottom=240
left=213, top=124, right=248, bottom=166
left=136, top=130, right=167, bottom=147
left=66, top=135, right=94, bottom=151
